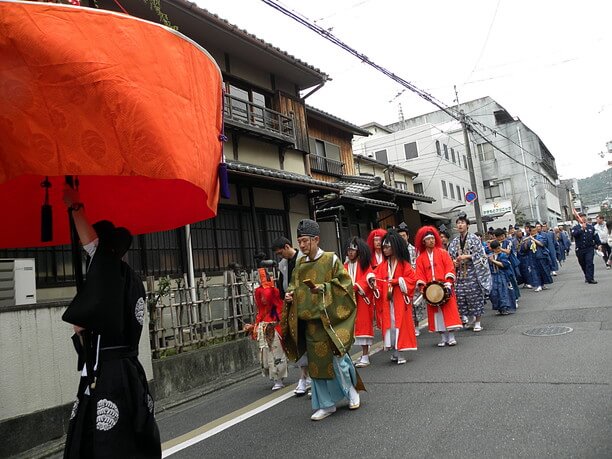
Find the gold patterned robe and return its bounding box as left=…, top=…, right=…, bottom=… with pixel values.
left=281, top=250, right=356, bottom=379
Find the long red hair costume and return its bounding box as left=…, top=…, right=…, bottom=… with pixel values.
left=367, top=228, right=387, bottom=269
left=252, top=268, right=284, bottom=344
left=367, top=231, right=417, bottom=351
left=414, top=226, right=463, bottom=332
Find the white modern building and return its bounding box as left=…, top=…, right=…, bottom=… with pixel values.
left=353, top=120, right=481, bottom=225
left=354, top=96, right=563, bottom=228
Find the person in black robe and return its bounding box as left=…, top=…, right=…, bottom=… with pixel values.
left=61, top=186, right=161, bottom=458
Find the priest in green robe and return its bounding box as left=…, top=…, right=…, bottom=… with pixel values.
left=281, top=219, right=363, bottom=421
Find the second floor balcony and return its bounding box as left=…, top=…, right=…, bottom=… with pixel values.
left=309, top=154, right=344, bottom=177
left=224, top=93, right=296, bottom=146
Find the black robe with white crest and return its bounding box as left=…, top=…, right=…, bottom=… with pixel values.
left=62, top=240, right=160, bottom=458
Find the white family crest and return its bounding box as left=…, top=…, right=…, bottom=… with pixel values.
left=135, top=297, right=145, bottom=325
left=96, top=399, right=119, bottom=431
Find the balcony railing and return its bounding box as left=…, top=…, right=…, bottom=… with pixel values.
left=309, top=155, right=344, bottom=177
left=224, top=93, right=295, bottom=144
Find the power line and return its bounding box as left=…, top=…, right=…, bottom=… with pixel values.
left=464, top=0, right=501, bottom=84
left=261, top=0, right=463, bottom=122
left=262, top=0, right=558, bottom=198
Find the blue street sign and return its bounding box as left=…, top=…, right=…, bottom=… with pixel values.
left=465, top=191, right=477, bottom=203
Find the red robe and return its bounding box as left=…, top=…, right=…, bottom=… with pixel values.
left=371, top=250, right=384, bottom=269
left=369, top=259, right=417, bottom=351
left=254, top=284, right=284, bottom=336
left=415, top=248, right=463, bottom=332
left=344, top=261, right=374, bottom=339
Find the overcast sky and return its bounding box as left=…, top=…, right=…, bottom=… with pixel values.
left=196, top=0, right=612, bottom=179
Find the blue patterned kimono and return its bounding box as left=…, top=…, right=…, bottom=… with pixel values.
left=488, top=253, right=515, bottom=313
left=501, top=238, right=521, bottom=300
left=541, top=230, right=559, bottom=272
left=449, top=233, right=492, bottom=318
left=520, top=235, right=553, bottom=288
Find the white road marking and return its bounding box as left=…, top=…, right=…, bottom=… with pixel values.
left=162, top=322, right=428, bottom=456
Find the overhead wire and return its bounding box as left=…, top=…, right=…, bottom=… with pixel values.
left=261, top=0, right=559, bottom=197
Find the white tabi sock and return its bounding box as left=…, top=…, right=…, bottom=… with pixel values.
left=447, top=332, right=455, bottom=341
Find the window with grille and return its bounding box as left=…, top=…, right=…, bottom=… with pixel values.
left=403, top=142, right=418, bottom=160
left=414, top=183, right=424, bottom=194
left=449, top=182, right=455, bottom=199
left=0, top=245, right=78, bottom=287
left=456, top=185, right=461, bottom=201
left=443, top=144, right=449, bottom=160
left=2, top=205, right=289, bottom=287
left=436, top=140, right=441, bottom=156
left=463, top=155, right=468, bottom=169
left=485, top=185, right=502, bottom=199
left=375, top=149, right=388, bottom=164
left=451, top=148, right=456, bottom=163
left=477, top=143, right=495, bottom=161
left=441, top=180, right=448, bottom=198
left=395, top=181, right=407, bottom=190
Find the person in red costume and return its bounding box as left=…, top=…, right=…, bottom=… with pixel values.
left=344, top=237, right=374, bottom=368
left=414, top=226, right=463, bottom=347
left=244, top=268, right=288, bottom=390
left=367, top=228, right=387, bottom=269
left=367, top=230, right=417, bottom=365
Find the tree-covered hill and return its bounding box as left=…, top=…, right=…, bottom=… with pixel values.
left=578, top=167, right=612, bottom=205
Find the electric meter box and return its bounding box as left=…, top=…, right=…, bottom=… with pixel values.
left=0, top=258, right=37, bottom=308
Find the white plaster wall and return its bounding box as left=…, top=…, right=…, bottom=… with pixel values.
left=239, top=137, right=279, bottom=170
left=0, top=303, right=154, bottom=421
left=228, top=57, right=272, bottom=91
left=283, top=149, right=306, bottom=174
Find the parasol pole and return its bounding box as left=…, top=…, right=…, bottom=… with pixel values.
left=66, top=176, right=84, bottom=292
left=184, top=224, right=197, bottom=303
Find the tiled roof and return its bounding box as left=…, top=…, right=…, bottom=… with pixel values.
left=226, top=160, right=343, bottom=190
left=339, top=175, right=435, bottom=203
left=340, top=194, right=397, bottom=209
left=171, top=0, right=329, bottom=81
left=306, top=105, right=371, bottom=137
left=353, top=155, right=419, bottom=177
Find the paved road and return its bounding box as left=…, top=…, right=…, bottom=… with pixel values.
left=155, top=252, right=611, bottom=458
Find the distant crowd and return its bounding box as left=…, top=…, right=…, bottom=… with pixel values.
left=245, top=212, right=610, bottom=421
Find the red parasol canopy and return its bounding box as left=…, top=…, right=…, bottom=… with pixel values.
left=0, top=1, right=223, bottom=248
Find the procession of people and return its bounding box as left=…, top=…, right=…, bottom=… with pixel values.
left=247, top=212, right=611, bottom=422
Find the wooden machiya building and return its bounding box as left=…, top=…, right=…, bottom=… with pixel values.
left=0, top=0, right=345, bottom=301
left=305, top=107, right=436, bottom=252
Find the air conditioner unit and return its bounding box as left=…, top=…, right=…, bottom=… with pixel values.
left=0, top=259, right=36, bottom=308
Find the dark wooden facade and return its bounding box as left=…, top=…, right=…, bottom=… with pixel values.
left=307, top=116, right=357, bottom=182
left=274, top=92, right=310, bottom=153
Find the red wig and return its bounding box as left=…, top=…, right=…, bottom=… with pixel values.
left=415, top=225, right=442, bottom=250
left=367, top=228, right=387, bottom=255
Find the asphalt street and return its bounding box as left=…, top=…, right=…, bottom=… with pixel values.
left=151, top=253, right=611, bottom=458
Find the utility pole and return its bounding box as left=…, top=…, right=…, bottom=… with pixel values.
left=517, top=125, right=536, bottom=221
left=461, top=110, right=484, bottom=233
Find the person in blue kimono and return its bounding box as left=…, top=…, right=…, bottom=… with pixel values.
left=513, top=228, right=530, bottom=287
left=494, top=228, right=520, bottom=306
left=554, top=227, right=566, bottom=265
left=448, top=214, right=492, bottom=332
left=537, top=223, right=559, bottom=276
left=487, top=241, right=515, bottom=315
left=520, top=225, right=553, bottom=292
left=559, top=226, right=571, bottom=257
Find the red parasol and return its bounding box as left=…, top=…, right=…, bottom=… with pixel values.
left=0, top=1, right=223, bottom=249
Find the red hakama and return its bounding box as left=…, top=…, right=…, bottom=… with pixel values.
left=345, top=261, right=375, bottom=339
left=368, top=259, right=417, bottom=351
left=415, top=248, right=463, bottom=332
